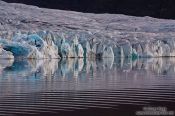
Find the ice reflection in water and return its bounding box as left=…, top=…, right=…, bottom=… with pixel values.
left=0, top=58, right=175, bottom=115
left=0, top=58, right=175, bottom=90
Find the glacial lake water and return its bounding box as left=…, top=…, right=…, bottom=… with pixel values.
left=0, top=58, right=175, bottom=116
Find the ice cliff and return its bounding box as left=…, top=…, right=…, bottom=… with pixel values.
left=0, top=31, right=60, bottom=59
left=0, top=30, right=114, bottom=59
left=1, top=30, right=175, bottom=59
left=1, top=1, right=175, bottom=59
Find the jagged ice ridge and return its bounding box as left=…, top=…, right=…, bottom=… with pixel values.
left=0, top=30, right=175, bottom=59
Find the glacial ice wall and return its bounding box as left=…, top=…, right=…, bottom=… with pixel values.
left=0, top=31, right=60, bottom=59
left=1, top=30, right=175, bottom=59
left=1, top=1, right=175, bottom=59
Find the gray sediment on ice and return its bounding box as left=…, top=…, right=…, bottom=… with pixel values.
left=1, top=1, right=175, bottom=59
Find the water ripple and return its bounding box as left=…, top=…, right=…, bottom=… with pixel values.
left=0, top=58, right=175, bottom=115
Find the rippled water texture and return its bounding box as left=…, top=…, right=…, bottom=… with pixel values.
left=0, top=58, right=175, bottom=116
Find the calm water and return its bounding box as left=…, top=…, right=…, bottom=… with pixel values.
left=0, top=58, right=175, bottom=116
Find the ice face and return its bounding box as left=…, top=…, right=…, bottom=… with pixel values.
left=102, top=46, right=114, bottom=58
left=0, top=47, right=14, bottom=59
left=0, top=32, right=60, bottom=59
left=1, top=30, right=175, bottom=60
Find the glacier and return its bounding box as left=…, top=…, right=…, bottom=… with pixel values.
left=1, top=30, right=175, bottom=59
left=0, top=31, right=60, bottom=59
left=1, top=1, right=175, bottom=60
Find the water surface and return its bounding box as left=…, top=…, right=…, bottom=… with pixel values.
left=0, top=58, right=175, bottom=116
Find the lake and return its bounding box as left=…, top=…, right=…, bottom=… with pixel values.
left=0, top=58, right=175, bottom=116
